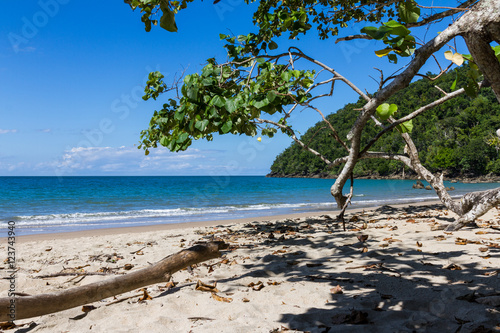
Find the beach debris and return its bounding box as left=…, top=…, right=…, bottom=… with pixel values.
left=306, top=275, right=353, bottom=283
left=130, top=246, right=146, bottom=255
left=330, top=285, right=343, bottom=294
left=123, top=264, right=134, bottom=270
left=306, top=263, right=323, bottom=268
left=416, top=241, right=423, bottom=247
left=45, top=247, right=52, bottom=252
left=455, top=238, right=481, bottom=245
left=361, top=247, right=369, bottom=253
left=81, top=305, right=97, bottom=313
left=195, top=280, right=219, bottom=293
left=383, top=237, right=402, bottom=243
left=331, top=310, right=369, bottom=325
left=162, top=280, right=178, bottom=290
left=267, top=281, right=282, bottom=286
left=188, top=317, right=215, bottom=322
left=346, top=263, right=380, bottom=270
left=138, top=288, right=153, bottom=301
left=0, top=242, right=228, bottom=322
left=483, top=270, right=498, bottom=277
left=211, top=293, right=232, bottom=303
left=105, top=253, right=124, bottom=263
left=349, top=215, right=359, bottom=222
left=357, top=234, right=369, bottom=243
left=269, top=325, right=291, bottom=332
left=242, top=298, right=250, bottom=302
left=286, top=260, right=300, bottom=266
left=248, top=281, right=265, bottom=291
left=0, top=321, right=17, bottom=330
left=443, top=263, right=462, bottom=270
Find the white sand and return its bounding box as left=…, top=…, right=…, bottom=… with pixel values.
left=1, top=203, right=499, bottom=332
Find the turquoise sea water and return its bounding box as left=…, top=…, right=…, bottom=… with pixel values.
left=1, top=176, right=499, bottom=236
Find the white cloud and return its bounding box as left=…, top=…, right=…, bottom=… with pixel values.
left=0, top=129, right=18, bottom=134
left=52, top=146, right=213, bottom=175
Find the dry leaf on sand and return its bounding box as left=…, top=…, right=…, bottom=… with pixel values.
left=248, top=281, right=265, bottom=291
left=443, top=263, right=462, bottom=270
left=138, top=288, right=153, bottom=301
left=196, top=280, right=219, bottom=293
left=212, top=293, right=232, bottom=303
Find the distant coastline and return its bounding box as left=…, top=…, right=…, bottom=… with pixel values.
left=266, top=171, right=500, bottom=184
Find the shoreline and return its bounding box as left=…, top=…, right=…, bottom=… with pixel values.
left=16, top=199, right=444, bottom=243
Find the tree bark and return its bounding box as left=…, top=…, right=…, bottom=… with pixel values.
left=445, top=188, right=500, bottom=230
left=0, top=241, right=227, bottom=322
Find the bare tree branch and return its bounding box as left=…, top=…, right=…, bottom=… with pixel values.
left=255, top=118, right=333, bottom=165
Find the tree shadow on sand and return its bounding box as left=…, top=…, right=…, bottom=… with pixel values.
left=191, top=205, right=499, bottom=333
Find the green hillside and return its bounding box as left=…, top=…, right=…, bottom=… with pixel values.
left=269, top=67, right=500, bottom=178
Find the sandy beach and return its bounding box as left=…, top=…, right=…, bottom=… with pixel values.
left=1, top=201, right=499, bottom=332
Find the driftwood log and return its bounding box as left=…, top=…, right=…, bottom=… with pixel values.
left=0, top=241, right=227, bottom=321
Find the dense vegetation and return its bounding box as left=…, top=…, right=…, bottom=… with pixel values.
left=269, top=67, right=500, bottom=178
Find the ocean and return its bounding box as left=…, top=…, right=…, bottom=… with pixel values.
left=1, top=176, right=499, bottom=236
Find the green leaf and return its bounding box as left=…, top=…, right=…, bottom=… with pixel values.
left=159, top=4, right=178, bottom=32
left=186, top=87, right=198, bottom=101
left=176, top=132, right=189, bottom=143
left=388, top=54, right=398, bottom=63
left=450, top=70, right=458, bottom=91
left=384, top=20, right=405, bottom=28
left=254, top=98, right=270, bottom=109
left=160, top=136, right=169, bottom=146
left=361, top=26, right=390, bottom=40
left=281, top=71, right=292, bottom=81
left=221, top=120, right=232, bottom=133
left=268, top=41, right=278, bottom=50
left=225, top=98, right=238, bottom=113
left=376, top=103, right=397, bottom=121
left=464, top=78, right=479, bottom=98
left=195, top=119, right=209, bottom=131
left=210, top=95, right=225, bottom=108
left=266, top=91, right=277, bottom=103
left=174, top=111, right=185, bottom=121
left=396, top=119, right=413, bottom=133
left=398, top=1, right=420, bottom=24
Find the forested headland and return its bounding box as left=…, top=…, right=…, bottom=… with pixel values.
left=268, top=67, right=500, bottom=181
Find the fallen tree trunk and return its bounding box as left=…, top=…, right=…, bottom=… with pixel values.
left=0, top=241, right=227, bottom=321
left=445, top=188, right=500, bottom=231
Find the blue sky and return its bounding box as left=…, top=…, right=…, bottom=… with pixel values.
left=0, top=1, right=463, bottom=176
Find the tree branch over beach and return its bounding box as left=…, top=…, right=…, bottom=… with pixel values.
left=131, top=0, right=500, bottom=231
